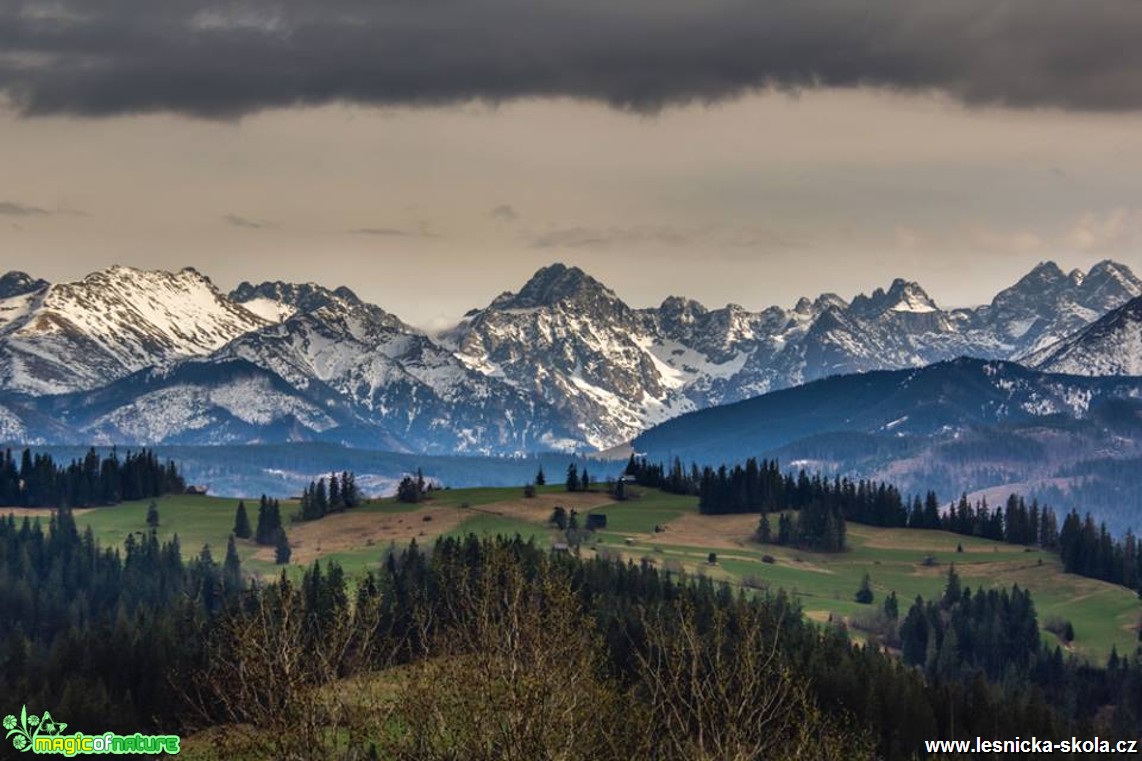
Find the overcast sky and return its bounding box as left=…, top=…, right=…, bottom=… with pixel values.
left=2, top=1, right=1142, bottom=328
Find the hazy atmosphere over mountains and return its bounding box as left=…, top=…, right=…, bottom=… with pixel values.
left=0, top=260, right=1139, bottom=457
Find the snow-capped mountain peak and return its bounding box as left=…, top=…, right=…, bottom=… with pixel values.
left=0, top=265, right=269, bottom=395
left=0, top=259, right=1139, bottom=453
left=849, top=278, right=937, bottom=317
left=0, top=271, right=49, bottom=299
left=490, top=263, right=622, bottom=311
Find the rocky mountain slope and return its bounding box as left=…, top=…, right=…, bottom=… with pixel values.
left=1026, top=296, right=1142, bottom=377
left=222, top=281, right=581, bottom=452
left=444, top=261, right=1142, bottom=447
left=0, top=260, right=1137, bottom=451
left=0, top=266, right=268, bottom=395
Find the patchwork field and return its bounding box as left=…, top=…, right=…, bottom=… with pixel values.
left=7, top=484, right=1140, bottom=661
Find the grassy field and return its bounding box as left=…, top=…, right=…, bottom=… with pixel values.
left=6, top=484, right=1139, bottom=661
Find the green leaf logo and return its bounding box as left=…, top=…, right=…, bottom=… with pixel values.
left=4, top=705, right=43, bottom=753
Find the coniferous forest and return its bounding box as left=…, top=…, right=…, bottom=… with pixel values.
left=0, top=520, right=1139, bottom=760
left=626, top=455, right=1142, bottom=594
left=0, top=447, right=183, bottom=508
left=0, top=452, right=1140, bottom=759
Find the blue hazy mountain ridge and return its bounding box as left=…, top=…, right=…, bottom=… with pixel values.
left=633, top=357, right=1142, bottom=533
left=633, top=357, right=1142, bottom=459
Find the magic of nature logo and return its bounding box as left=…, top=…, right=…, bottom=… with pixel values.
left=4, top=705, right=180, bottom=756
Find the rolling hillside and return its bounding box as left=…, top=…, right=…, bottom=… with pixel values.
left=18, top=484, right=1137, bottom=661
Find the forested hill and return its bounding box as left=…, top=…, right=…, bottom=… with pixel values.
left=634, top=357, right=1142, bottom=462
left=1, top=524, right=1139, bottom=760
left=632, top=358, right=1142, bottom=534
left=0, top=447, right=183, bottom=507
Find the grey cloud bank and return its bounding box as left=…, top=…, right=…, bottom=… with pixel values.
left=2, top=0, right=1142, bottom=118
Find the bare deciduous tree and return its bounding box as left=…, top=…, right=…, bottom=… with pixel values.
left=633, top=596, right=873, bottom=761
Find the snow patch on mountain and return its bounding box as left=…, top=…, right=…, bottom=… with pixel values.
left=0, top=266, right=269, bottom=395
left=0, top=259, right=1139, bottom=453
left=1028, top=296, right=1142, bottom=377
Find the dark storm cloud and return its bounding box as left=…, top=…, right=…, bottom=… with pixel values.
left=1, top=1, right=1141, bottom=118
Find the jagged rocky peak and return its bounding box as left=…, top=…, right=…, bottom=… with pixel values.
left=813, top=293, right=849, bottom=313
left=491, top=263, right=622, bottom=311
left=0, top=271, right=49, bottom=299
left=659, top=295, right=709, bottom=323
left=1029, top=260, right=1067, bottom=280
left=989, top=259, right=1141, bottom=316
left=231, top=279, right=413, bottom=334
left=1079, top=259, right=1142, bottom=302
left=46, top=264, right=234, bottom=308
left=230, top=280, right=361, bottom=317
left=993, top=261, right=1068, bottom=302
left=849, top=278, right=937, bottom=317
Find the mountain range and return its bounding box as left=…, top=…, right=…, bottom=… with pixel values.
left=0, top=259, right=1138, bottom=453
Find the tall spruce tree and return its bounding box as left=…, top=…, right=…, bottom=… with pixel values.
left=566, top=464, right=580, bottom=492
left=223, top=535, right=242, bottom=594
left=341, top=471, right=360, bottom=507
left=274, top=528, right=292, bottom=565
left=233, top=500, right=252, bottom=539
left=329, top=472, right=342, bottom=512
left=855, top=573, right=874, bottom=604
left=255, top=495, right=282, bottom=546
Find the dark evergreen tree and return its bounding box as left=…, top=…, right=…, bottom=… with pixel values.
left=883, top=590, right=899, bottom=620
left=274, top=529, right=292, bottom=565
left=254, top=494, right=282, bottom=546
left=146, top=501, right=160, bottom=529
left=758, top=513, right=772, bottom=543
left=341, top=471, right=361, bottom=507
left=566, top=464, right=580, bottom=492
left=315, top=477, right=329, bottom=517
left=550, top=506, right=568, bottom=530
left=233, top=500, right=252, bottom=539
left=329, top=472, right=342, bottom=512
left=942, top=565, right=962, bottom=607
left=223, top=534, right=243, bottom=594
left=535, top=466, right=546, bottom=487
left=855, top=573, right=874, bottom=604
left=777, top=513, right=793, bottom=545
left=397, top=476, right=424, bottom=504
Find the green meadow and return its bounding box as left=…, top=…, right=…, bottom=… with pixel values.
left=11, top=484, right=1139, bottom=661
